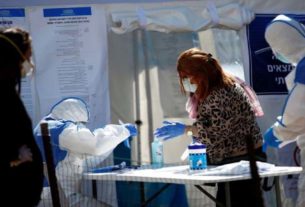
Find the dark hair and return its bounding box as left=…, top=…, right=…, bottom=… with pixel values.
left=177, top=47, right=234, bottom=101
left=0, top=27, right=31, bottom=91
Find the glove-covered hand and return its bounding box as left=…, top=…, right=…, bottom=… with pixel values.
left=263, top=127, right=282, bottom=152
left=154, top=121, right=185, bottom=141
left=124, top=123, right=137, bottom=137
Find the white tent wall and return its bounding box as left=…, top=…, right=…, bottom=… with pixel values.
left=106, top=0, right=255, bottom=168
left=108, top=28, right=195, bottom=164
left=1, top=0, right=305, bottom=206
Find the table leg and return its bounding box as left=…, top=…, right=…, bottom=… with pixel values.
left=195, top=185, right=225, bottom=207
left=274, top=176, right=282, bottom=207
left=141, top=183, right=171, bottom=207
left=225, top=182, right=231, bottom=207
left=92, top=180, right=97, bottom=199
left=140, top=182, right=145, bottom=205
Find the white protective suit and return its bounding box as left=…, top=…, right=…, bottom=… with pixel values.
left=35, top=97, right=132, bottom=207
left=264, top=15, right=305, bottom=207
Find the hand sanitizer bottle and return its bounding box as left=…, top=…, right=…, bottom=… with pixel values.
left=151, top=137, right=163, bottom=168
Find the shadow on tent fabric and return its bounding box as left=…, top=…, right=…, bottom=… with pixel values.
left=113, top=142, right=188, bottom=207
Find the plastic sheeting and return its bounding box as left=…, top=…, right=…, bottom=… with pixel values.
left=110, top=3, right=254, bottom=34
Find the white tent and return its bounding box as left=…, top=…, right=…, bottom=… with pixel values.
left=1, top=0, right=304, bottom=206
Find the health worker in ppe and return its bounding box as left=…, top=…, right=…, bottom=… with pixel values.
left=264, top=14, right=305, bottom=207
left=34, top=97, right=137, bottom=207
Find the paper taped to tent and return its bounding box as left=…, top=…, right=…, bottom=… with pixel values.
left=1, top=0, right=305, bottom=206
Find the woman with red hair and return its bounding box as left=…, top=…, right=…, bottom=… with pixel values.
left=154, top=47, right=266, bottom=207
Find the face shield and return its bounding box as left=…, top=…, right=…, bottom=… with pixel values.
left=265, top=15, right=305, bottom=65
left=50, top=98, right=89, bottom=123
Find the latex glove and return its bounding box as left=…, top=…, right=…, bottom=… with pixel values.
left=124, top=123, right=137, bottom=137
left=122, top=124, right=137, bottom=149
left=154, top=121, right=185, bottom=141
left=262, top=127, right=282, bottom=152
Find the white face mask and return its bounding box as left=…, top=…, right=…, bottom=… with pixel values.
left=182, top=78, right=197, bottom=93
left=274, top=51, right=291, bottom=64
left=21, top=59, right=34, bottom=78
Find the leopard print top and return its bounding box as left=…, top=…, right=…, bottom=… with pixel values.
left=193, top=83, right=263, bottom=164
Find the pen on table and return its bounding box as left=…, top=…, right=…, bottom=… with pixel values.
left=89, top=161, right=126, bottom=173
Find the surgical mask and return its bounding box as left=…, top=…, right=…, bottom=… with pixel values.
left=21, top=59, right=34, bottom=77
left=274, top=51, right=291, bottom=64
left=182, top=78, right=197, bottom=93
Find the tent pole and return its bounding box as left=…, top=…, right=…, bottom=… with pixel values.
left=133, top=30, right=142, bottom=166
left=141, top=28, right=154, bottom=160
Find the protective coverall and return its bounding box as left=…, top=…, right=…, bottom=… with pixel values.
left=264, top=14, right=305, bottom=207
left=34, top=97, right=135, bottom=206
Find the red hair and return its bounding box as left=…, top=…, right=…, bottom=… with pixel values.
left=177, top=48, right=234, bottom=101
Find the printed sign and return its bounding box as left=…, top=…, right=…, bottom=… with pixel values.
left=29, top=6, right=110, bottom=128
left=247, top=14, right=305, bottom=95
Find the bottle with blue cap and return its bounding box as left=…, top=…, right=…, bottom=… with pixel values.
left=151, top=137, right=164, bottom=168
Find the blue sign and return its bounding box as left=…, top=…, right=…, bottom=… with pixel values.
left=247, top=14, right=305, bottom=95
left=43, top=7, right=91, bottom=17
left=0, top=8, right=25, bottom=17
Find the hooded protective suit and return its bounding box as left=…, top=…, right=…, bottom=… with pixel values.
left=264, top=14, right=305, bottom=207
left=35, top=97, right=136, bottom=207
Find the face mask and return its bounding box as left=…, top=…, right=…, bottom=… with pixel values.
left=274, top=51, right=291, bottom=64
left=21, top=59, right=34, bottom=78
left=182, top=78, right=197, bottom=93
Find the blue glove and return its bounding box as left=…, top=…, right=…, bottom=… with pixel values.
left=124, top=123, right=137, bottom=137
left=123, top=124, right=137, bottom=149
left=262, top=127, right=282, bottom=152
left=154, top=121, right=186, bottom=141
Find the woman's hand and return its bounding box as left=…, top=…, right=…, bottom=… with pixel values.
left=154, top=121, right=186, bottom=141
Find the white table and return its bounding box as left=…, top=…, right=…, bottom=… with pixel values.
left=83, top=165, right=303, bottom=207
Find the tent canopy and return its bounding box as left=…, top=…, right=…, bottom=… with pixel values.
left=110, top=3, right=254, bottom=33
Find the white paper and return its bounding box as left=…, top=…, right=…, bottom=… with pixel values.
left=28, top=5, right=110, bottom=129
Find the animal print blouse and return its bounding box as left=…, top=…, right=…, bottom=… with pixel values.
left=193, top=83, right=263, bottom=164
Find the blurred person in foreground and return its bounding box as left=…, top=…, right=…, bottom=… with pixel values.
left=0, top=27, right=43, bottom=206
left=154, top=47, right=266, bottom=207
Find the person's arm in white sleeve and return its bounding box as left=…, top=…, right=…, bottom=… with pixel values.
left=272, top=83, right=305, bottom=141
left=93, top=124, right=130, bottom=155
left=59, top=123, right=130, bottom=156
